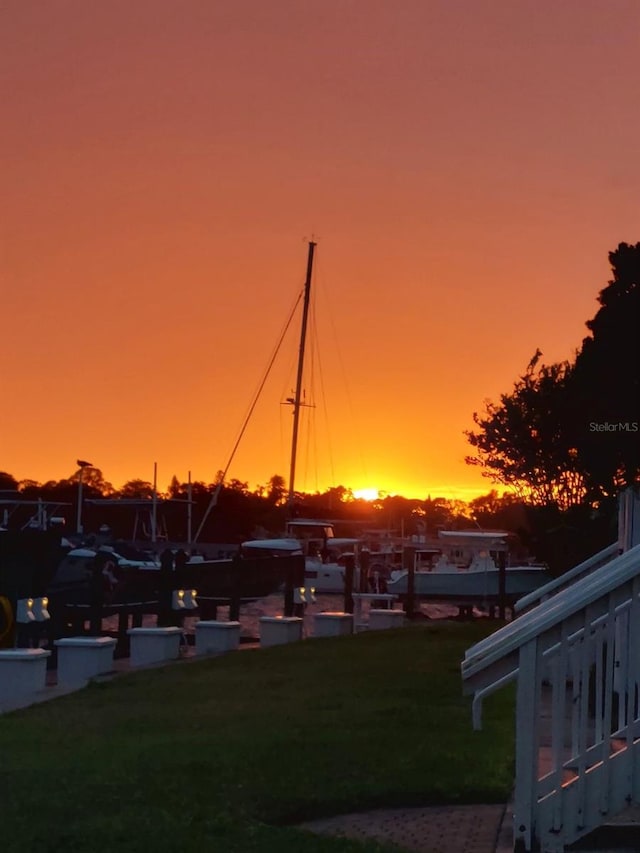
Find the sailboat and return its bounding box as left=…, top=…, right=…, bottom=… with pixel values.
left=46, top=247, right=328, bottom=609
left=239, top=242, right=361, bottom=593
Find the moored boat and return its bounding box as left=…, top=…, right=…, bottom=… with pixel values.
left=386, top=530, right=551, bottom=605
left=241, top=519, right=360, bottom=594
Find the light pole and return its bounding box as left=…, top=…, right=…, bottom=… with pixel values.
left=76, top=459, right=92, bottom=535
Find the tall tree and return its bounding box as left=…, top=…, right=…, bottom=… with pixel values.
left=65, top=467, right=115, bottom=496
left=266, top=474, right=287, bottom=505
left=570, top=242, right=640, bottom=498
left=465, top=359, right=588, bottom=508
left=465, top=242, right=640, bottom=508
left=167, top=475, right=181, bottom=498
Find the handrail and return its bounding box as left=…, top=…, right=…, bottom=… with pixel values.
left=513, top=542, right=619, bottom=614
left=462, top=543, right=640, bottom=686
left=463, top=543, right=623, bottom=668
left=462, top=491, right=640, bottom=852
left=513, top=542, right=620, bottom=613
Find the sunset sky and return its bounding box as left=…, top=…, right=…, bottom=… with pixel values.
left=3, top=1, right=639, bottom=500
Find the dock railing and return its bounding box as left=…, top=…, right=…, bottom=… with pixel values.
left=462, top=542, right=640, bottom=852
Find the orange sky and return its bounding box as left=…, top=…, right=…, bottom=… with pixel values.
left=2, top=1, right=639, bottom=501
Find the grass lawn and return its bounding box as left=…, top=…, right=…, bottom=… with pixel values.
left=0, top=621, right=514, bottom=852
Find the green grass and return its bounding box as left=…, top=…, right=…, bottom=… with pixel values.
left=0, top=622, right=514, bottom=852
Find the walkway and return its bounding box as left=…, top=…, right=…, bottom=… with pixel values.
left=299, top=804, right=506, bottom=852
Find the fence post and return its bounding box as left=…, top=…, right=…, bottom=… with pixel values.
left=498, top=550, right=507, bottom=620
left=283, top=555, right=297, bottom=617
left=229, top=552, right=241, bottom=622
left=343, top=554, right=355, bottom=614
left=406, top=555, right=416, bottom=619
left=89, top=558, right=105, bottom=636
left=158, top=548, right=174, bottom=627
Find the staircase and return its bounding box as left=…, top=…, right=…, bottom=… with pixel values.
left=462, top=490, right=640, bottom=852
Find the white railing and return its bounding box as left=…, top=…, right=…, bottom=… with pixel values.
left=619, top=487, right=640, bottom=553
left=462, top=543, right=640, bottom=852
left=515, top=489, right=640, bottom=617
left=514, top=542, right=619, bottom=615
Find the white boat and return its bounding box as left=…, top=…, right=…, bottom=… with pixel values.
left=47, top=544, right=161, bottom=607
left=386, top=530, right=551, bottom=604
left=286, top=519, right=360, bottom=593
left=241, top=519, right=360, bottom=593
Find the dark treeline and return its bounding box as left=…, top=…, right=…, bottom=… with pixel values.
left=0, top=467, right=620, bottom=575
left=0, top=465, right=502, bottom=544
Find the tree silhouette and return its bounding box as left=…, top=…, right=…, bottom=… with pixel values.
left=0, top=472, right=18, bottom=491
left=570, top=242, right=640, bottom=498
left=266, top=474, right=287, bottom=505
left=168, top=475, right=181, bottom=498
left=66, top=467, right=115, bottom=496
left=465, top=242, right=640, bottom=508
left=120, top=479, right=155, bottom=499
left=466, top=359, right=588, bottom=508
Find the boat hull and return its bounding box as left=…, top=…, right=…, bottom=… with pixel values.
left=46, top=553, right=302, bottom=609
left=303, top=563, right=346, bottom=594
left=178, top=556, right=300, bottom=601
left=386, top=567, right=552, bottom=602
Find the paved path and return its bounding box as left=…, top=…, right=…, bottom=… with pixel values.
left=299, top=804, right=506, bottom=852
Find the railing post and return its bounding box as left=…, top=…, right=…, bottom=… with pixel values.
left=498, top=549, right=507, bottom=620
left=343, top=554, right=355, bottom=614
left=622, top=577, right=640, bottom=798
left=514, top=638, right=541, bottom=852
left=359, top=549, right=370, bottom=593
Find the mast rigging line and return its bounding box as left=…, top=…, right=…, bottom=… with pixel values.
left=193, top=288, right=304, bottom=544
left=316, top=261, right=369, bottom=488
left=310, top=301, right=336, bottom=492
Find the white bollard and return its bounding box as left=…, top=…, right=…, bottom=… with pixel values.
left=259, top=616, right=303, bottom=647
left=368, top=609, right=405, bottom=631
left=313, top=612, right=353, bottom=637
left=55, top=636, right=117, bottom=686
left=0, top=648, right=51, bottom=706
left=127, top=627, right=182, bottom=667
left=195, top=621, right=241, bottom=655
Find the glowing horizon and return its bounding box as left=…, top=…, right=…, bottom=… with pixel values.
left=3, top=2, right=638, bottom=505
left=1, top=455, right=501, bottom=505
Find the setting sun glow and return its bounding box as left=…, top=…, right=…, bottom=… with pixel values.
left=2, top=3, right=638, bottom=501
left=353, top=489, right=379, bottom=502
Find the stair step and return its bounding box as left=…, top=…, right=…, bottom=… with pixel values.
left=568, top=824, right=640, bottom=850
left=568, top=804, right=640, bottom=851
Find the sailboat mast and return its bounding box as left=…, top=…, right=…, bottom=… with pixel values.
left=287, top=240, right=316, bottom=511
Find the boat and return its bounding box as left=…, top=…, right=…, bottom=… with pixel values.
left=241, top=518, right=361, bottom=593
left=386, top=529, right=551, bottom=605
left=45, top=539, right=298, bottom=612
left=0, top=525, right=71, bottom=646
left=46, top=543, right=160, bottom=609
left=47, top=245, right=324, bottom=610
